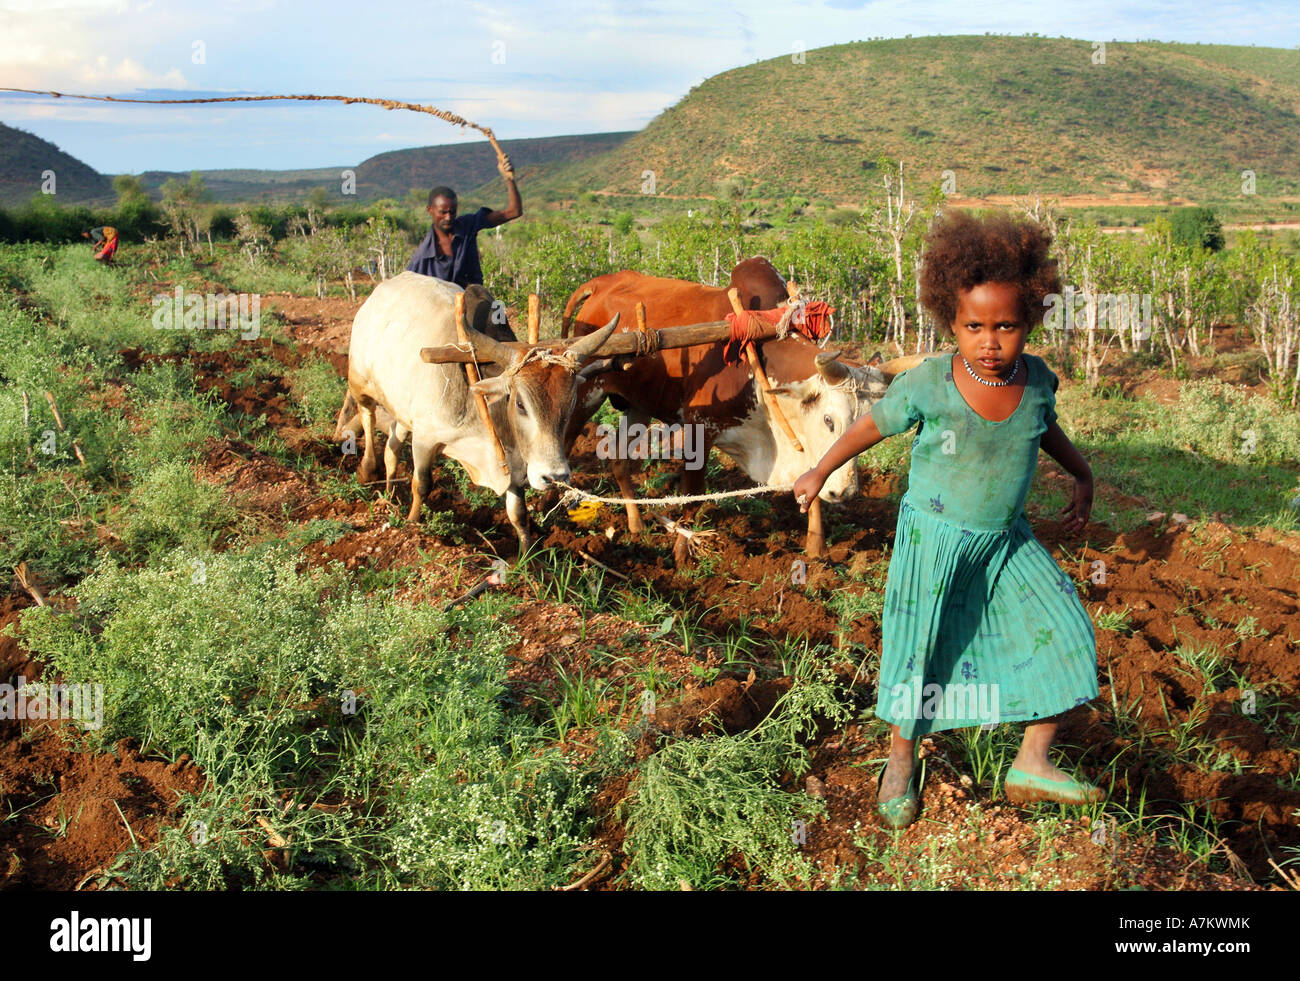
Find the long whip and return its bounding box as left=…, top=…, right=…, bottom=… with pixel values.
left=0, top=87, right=513, bottom=175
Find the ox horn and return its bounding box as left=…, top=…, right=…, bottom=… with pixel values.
left=577, top=356, right=618, bottom=381
left=461, top=308, right=523, bottom=367
left=845, top=361, right=885, bottom=387
left=563, top=313, right=621, bottom=359
left=815, top=350, right=852, bottom=384
left=878, top=352, right=942, bottom=378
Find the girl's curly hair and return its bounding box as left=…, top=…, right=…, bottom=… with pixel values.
left=919, top=210, right=1061, bottom=335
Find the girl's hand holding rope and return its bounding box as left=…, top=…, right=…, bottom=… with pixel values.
left=792, top=469, right=825, bottom=514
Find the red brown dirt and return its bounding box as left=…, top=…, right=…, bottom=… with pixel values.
left=14, top=276, right=1295, bottom=890
left=263, top=293, right=361, bottom=356
left=0, top=595, right=206, bottom=891
left=202, top=312, right=1300, bottom=888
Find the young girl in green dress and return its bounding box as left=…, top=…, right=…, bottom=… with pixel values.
left=792, top=209, right=1104, bottom=829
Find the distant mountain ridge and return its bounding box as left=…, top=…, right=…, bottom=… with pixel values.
left=0, top=124, right=634, bottom=207
left=355, top=132, right=636, bottom=202
left=0, top=122, right=113, bottom=207
left=131, top=132, right=636, bottom=204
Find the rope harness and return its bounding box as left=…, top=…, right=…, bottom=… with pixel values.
left=510, top=347, right=581, bottom=375
left=722, top=299, right=834, bottom=364
left=556, top=479, right=792, bottom=509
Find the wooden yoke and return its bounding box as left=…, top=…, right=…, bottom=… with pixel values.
left=455, top=292, right=509, bottom=477
left=726, top=288, right=804, bottom=453
left=527, top=293, right=540, bottom=345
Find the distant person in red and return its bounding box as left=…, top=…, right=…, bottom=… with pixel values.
left=406, top=155, right=521, bottom=286
left=82, top=226, right=119, bottom=263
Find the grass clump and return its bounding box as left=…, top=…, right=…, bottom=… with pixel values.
left=14, top=545, right=598, bottom=889
left=622, top=655, right=849, bottom=889
left=1166, top=379, right=1300, bottom=465
left=123, top=368, right=227, bottom=480
left=286, top=353, right=347, bottom=436
left=120, top=461, right=238, bottom=557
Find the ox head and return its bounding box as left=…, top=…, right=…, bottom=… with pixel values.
left=457, top=305, right=620, bottom=493
left=757, top=347, right=939, bottom=503
left=757, top=348, right=865, bottom=502
left=729, top=256, right=789, bottom=311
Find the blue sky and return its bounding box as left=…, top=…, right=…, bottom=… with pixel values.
left=1, top=0, right=1298, bottom=174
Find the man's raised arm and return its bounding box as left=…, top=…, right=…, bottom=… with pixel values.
left=483, top=154, right=523, bottom=228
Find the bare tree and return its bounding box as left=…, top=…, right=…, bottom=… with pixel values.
left=1251, top=264, right=1299, bottom=405
left=159, top=172, right=208, bottom=258
left=365, top=215, right=400, bottom=281
left=870, top=159, right=917, bottom=354
left=234, top=210, right=272, bottom=269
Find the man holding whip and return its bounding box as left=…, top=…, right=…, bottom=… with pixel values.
left=406, top=154, right=522, bottom=287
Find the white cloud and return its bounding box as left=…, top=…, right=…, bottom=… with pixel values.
left=0, top=2, right=196, bottom=91
left=447, top=86, right=678, bottom=129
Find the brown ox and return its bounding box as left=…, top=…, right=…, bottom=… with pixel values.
left=561, top=258, right=892, bottom=557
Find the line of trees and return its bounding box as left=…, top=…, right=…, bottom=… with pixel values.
left=5, top=166, right=1297, bottom=403
left=0, top=171, right=429, bottom=253
left=481, top=183, right=1297, bottom=404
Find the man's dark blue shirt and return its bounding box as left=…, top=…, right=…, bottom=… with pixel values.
left=406, top=206, right=492, bottom=287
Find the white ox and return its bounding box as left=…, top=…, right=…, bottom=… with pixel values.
left=346, top=272, right=617, bottom=548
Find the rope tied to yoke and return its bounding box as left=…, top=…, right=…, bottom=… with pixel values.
left=438, top=342, right=582, bottom=380
left=630, top=329, right=662, bottom=357
left=722, top=299, right=835, bottom=365
left=509, top=346, right=580, bottom=375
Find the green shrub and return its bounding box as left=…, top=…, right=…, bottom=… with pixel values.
left=120, top=461, right=237, bottom=556
left=286, top=354, right=346, bottom=434
left=1169, top=207, right=1225, bottom=252
left=1167, top=379, right=1300, bottom=465
left=0, top=470, right=100, bottom=582
left=622, top=657, right=848, bottom=889
left=15, top=546, right=598, bottom=889
left=123, top=370, right=226, bottom=479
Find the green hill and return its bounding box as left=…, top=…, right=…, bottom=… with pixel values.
left=0, top=121, right=113, bottom=206
left=7, top=37, right=1299, bottom=214
left=527, top=36, right=1300, bottom=207
left=132, top=131, right=635, bottom=204
left=135, top=166, right=345, bottom=203
left=357, top=131, right=634, bottom=202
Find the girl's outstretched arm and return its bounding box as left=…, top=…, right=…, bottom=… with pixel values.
left=1040, top=420, right=1093, bottom=533
left=792, top=413, right=887, bottom=513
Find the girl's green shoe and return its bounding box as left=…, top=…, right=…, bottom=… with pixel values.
left=876, top=760, right=920, bottom=829
left=1005, top=765, right=1105, bottom=805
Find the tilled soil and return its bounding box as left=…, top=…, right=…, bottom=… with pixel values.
left=4, top=296, right=1296, bottom=891
left=0, top=598, right=206, bottom=891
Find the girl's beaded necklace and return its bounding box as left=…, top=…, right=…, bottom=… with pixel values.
left=961, top=355, right=1022, bottom=387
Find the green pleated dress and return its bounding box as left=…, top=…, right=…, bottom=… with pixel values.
left=868, top=353, right=1099, bottom=738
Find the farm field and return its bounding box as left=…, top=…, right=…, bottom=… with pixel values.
left=2, top=238, right=1298, bottom=892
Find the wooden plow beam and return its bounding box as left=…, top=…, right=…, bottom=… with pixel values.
left=422, top=316, right=769, bottom=364
left=455, top=292, right=509, bottom=477
left=726, top=285, right=825, bottom=558
left=775, top=280, right=825, bottom=558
